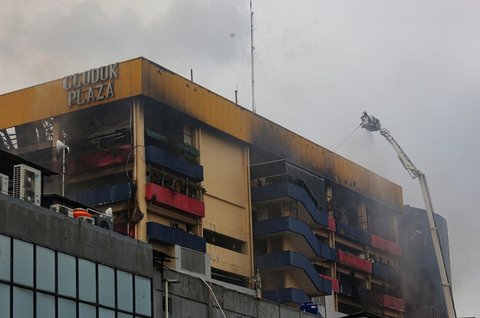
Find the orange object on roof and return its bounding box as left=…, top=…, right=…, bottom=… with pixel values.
left=73, top=209, right=92, bottom=219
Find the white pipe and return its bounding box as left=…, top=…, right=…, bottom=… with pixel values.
left=200, top=278, right=227, bottom=318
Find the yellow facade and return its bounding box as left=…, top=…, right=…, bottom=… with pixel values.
left=0, top=57, right=405, bottom=313
left=200, top=127, right=253, bottom=278
left=0, top=57, right=403, bottom=209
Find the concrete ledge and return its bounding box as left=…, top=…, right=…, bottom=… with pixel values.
left=156, top=268, right=319, bottom=318
left=0, top=195, right=152, bottom=276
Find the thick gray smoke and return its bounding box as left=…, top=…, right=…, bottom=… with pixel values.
left=1, top=1, right=479, bottom=316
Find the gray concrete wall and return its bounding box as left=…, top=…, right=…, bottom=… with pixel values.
left=0, top=194, right=152, bottom=276
left=156, top=268, right=320, bottom=318
left=0, top=194, right=320, bottom=317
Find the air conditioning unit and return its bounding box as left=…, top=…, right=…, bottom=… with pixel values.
left=50, top=204, right=74, bottom=217
left=92, top=213, right=113, bottom=230
left=174, top=245, right=211, bottom=279
left=13, top=164, right=41, bottom=206
left=0, top=173, right=8, bottom=195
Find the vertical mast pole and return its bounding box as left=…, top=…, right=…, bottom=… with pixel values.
left=250, top=0, right=256, bottom=113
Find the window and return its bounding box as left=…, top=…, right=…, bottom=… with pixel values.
left=58, top=253, right=76, bottom=297
left=36, top=293, right=55, bottom=317
left=283, top=201, right=298, bottom=218
left=0, top=234, right=10, bottom=281
left=36, top=246, right=55, bottom=292
left=78, top=259, right=96, bottom=302
left=269, top=238, right=283, bottom=253
left=203, top=229, right=245, bottom=253
left=0, top=234, right=153, bottom=318
left=79, top=303, right=96, bottom=318
left=0, top=283, right=10, bottom=317
left=13, top=287, right=33, bottom=318
left=98, top=264, right=115, bottom=307
left=183, top=124, right=193, bottom=146
left=117, top=270, right=133, bottom=312
left=58, top=297, right=76, bottom=317
left=135, top=276, right=152, bottom=316
left=99, top=308, right=115, bottom=318
left=13, top=239, right=33, bottom=286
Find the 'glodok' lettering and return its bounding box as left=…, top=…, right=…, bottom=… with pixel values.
left=62, top=63, right=119, bottom=107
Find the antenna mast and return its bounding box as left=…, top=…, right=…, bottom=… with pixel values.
left=250, top=0, right=256, bottom=113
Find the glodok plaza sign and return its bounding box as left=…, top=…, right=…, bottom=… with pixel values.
left=62, top=63, right=119, bottom=107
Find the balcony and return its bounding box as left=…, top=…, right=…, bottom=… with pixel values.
left=382, top=294, right=405, bottom=312
left=73, top=182, right=133, bottom=206
left=145, top=183, right=205, bottom=218
left=357, top=288, right=406, bottom=313
left=372, top=262, right=399, bottom=282
left=145, top=145, right=203, bottom=182
left=320, top=275, right=339, bottom=293
left=255, top=251, right=332, bottom=296
left=251, top=182, right=328, bottom=227
left=337, top=250, right=372, bottom=273
left=146, top=222, right=206, bottom=253
left=80, top=144, right=132, bottom=169
left=336, top=222, right=369, bottom=245
left=262, top=288, right=309, bottom=305
left=370, top=234, right=402, bottom=256
left=250, top=160, right=326, bottom=213
left=254, top=217, right=336, bottom=261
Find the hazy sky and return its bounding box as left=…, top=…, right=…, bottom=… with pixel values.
left=1, top=0, right=479, bottom=316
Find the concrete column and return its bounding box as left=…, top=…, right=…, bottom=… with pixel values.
left=245, top=145, right=255, bottom=289
left=133, top=98, right=148, bottom=241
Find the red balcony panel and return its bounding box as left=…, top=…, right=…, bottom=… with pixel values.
left=320, top=275, right=339, bottom=293
left=337, top=250, right=372, bottom=273
left=328, top=217, right=336, bottom=232
left=81, top=144, right=132, bottom=168
left=371, top=234, right=402, bottom=256
left=145, top=183, right=205, bottom=218
left=382, top=294, right=405, bottom=312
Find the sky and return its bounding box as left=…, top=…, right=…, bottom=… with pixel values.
left=1, top=0, right=479, bottom=316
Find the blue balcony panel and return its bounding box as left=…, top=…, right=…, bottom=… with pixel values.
left=74, top=182, right=133, bottom=207
left=372, top=262, right=399, bottom=282
left=256, top=251, right=332, bottom=296
left=336, top=222, right=369, bottom=245
left=262, top=288, right=309, bottom=305
left=145, top=145, right=203, bottom=182
left=147, top=222, right=206, bottom=253
left=251, top=182, right=328, bottom=227
left=250, top=160, right=327, bottom=213
left=254, top=217, right=336, bottom=261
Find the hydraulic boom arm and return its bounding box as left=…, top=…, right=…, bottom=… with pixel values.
left=360, top=112, right=456, bottom=318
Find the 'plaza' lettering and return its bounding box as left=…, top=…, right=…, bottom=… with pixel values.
left=63, top=63, right=119, bottom=107
left=67, top=82, right=115, bottom=107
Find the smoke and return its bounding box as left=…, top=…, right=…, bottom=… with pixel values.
left=0, top=0, right=248, bottom=95
left=2, top=0, right=480, bottom=316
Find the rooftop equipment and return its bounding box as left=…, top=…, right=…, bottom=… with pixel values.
left=0, top=173, right=8, bottom=195
left=13, top=164, right=41, bottom=206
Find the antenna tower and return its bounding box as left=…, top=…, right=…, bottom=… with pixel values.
left=250, top=0, right=256, bottom=113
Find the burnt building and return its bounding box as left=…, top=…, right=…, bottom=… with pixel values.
left=0, top=57, right=414, bottom=317
left=400, top=205, right=451, bottom=318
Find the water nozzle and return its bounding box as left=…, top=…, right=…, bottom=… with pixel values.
left=360, top=111, right=382, bottom=132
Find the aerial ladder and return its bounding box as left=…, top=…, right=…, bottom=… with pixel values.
left=360, top=112, right=457, bottom=318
